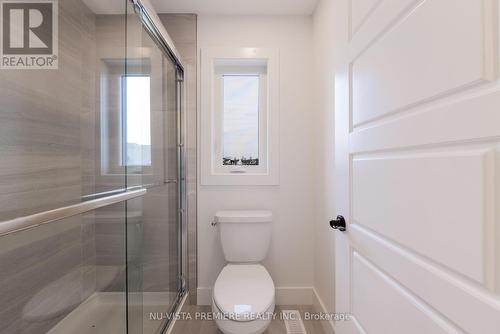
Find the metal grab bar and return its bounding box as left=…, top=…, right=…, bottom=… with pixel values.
left=0, top=188, right=146, bottom=238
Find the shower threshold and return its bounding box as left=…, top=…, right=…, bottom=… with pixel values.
left=47, top=292, right=179, bottom=334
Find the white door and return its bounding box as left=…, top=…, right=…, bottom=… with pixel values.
left=333, top=0, right=500, bottom=333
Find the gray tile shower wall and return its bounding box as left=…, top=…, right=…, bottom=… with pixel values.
left=0, top=0, right=98, bottom=221
left=0, top=5, right=196, bottom=334
left=0, top=1, right=128, bottom=333
left=0, top=219, right=84, bottom=334
left=158, top=14, right=198, bottom=305
left=0, top=203, right=129, bottom=334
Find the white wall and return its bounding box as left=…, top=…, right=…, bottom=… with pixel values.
left=312, top=0, right=336, bottom=316
left=197, top=15, right=316, bottom=304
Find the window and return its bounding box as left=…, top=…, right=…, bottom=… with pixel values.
left=99, top=59, right=153, bottom=176
left=222, top=75, right=260, bottom=166
left=201, top=47, right=279, bottom=185
left=123, top=75, right=151, bottom=166
left=213, top=60, right=268, bottom=176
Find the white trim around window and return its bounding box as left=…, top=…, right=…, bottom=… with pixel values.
left=200, top=47, right=280, bottom=186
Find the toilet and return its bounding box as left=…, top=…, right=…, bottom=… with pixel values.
left=212, top=211, right=275, bottom=334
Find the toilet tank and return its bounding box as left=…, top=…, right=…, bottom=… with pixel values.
left=215, top=211, right=272, bottom=262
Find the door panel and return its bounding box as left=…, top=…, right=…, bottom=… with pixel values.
left=350, top=91, right=500, bottom=154
left=333, top=0, right=500, bottom=333
left=351, top=0, right=488, bottom=126
left=350, top=0, right=382, bottom=36
left=352, top=252, right=456, bottom=334
left=352, top=150, right=490, bottom=283
left=350, top=225, right=500, bottom=334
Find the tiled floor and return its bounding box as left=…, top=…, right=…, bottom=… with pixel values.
left=169, top=304, right=327, bottom=334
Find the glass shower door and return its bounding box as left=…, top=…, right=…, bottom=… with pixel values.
left=126, top=3, right=184, bottom=333
left=0, top=0, right=134, bottom=333
left=0, top=0, right=183, bottom=332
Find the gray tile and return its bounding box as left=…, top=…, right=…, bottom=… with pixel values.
left=0, top=7, right=198, bottom=334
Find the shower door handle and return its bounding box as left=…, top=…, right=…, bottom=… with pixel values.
left=329, top=215, right=346, bottom=232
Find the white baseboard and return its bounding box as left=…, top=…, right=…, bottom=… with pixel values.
left=197, top=286, right=314, bottom=306
left=312, top=287, right=336, bottom=334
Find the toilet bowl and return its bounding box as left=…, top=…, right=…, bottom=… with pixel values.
left=212, top=211, right=274, bottom=334
left=212, top=264, right=275, bottom=334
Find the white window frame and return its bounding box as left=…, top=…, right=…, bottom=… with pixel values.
left=200, top=47, right=280, bottom=186
left=214, top=65, right=267, bottom=174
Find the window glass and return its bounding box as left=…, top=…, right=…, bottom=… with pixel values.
left=222, top=75, right=259, bottom=166
left=123, top=76, right=151, bottom=166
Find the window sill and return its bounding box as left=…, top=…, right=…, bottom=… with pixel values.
left=201, top=170, right=279, bottom=186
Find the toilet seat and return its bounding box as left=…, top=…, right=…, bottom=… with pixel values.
left=213, top=264, right=275, bottom=321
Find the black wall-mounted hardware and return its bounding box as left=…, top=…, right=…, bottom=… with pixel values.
left=330, top=215, right=346, bottom=232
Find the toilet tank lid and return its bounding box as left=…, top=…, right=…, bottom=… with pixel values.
left=215, top=210, right=272, bottom=223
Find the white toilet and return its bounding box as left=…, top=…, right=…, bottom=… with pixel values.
left=212, top=210, right=275, bottom=334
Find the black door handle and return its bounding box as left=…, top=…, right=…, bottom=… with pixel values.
left=330, top=215, right=346, bottom=232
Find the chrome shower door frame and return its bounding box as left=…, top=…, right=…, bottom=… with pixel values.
left=130, top=0, right=187, bottom=332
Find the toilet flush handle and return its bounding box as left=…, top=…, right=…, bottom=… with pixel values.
left=211, top=220, right=217, bottom=227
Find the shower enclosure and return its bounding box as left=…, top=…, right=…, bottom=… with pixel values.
left=0, top=0, right=185, bottom=333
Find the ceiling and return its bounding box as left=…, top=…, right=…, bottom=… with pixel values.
left=82, top=0, right=319, bottom=16
left=151, top=0, right=319, bottom=15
